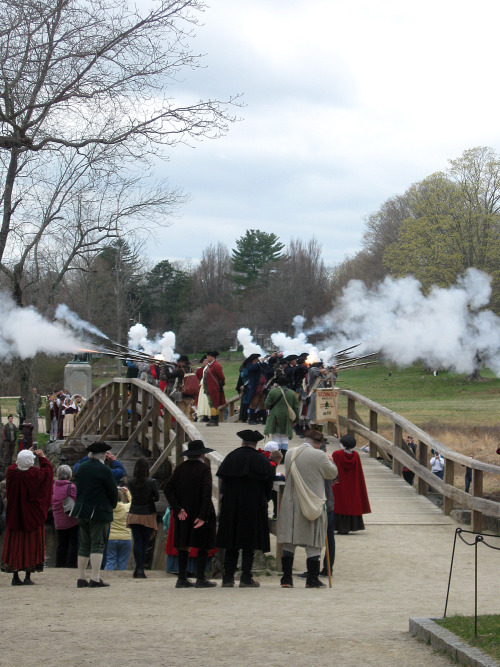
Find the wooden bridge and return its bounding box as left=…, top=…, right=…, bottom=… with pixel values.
left=65, top=377, right=500, bottom=539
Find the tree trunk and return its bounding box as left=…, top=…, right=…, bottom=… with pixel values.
left=19, top=358, right=38, bottom=438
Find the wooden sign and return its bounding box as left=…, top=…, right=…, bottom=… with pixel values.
left=315, top=388, right=339, bottom=423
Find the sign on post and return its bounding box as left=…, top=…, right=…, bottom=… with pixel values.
left=315, top=388, right=340, bottom=436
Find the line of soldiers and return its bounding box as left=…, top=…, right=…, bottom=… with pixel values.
left=238, top=352, right=336, bottom=436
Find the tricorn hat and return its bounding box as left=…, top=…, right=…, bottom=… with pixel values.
left=297, top=353, right=309, bottom=361
left=276, top=375, right=289, bottom=386
left=86, top=441, right=112, bottom=453
left=284, top=354, right=298, bottom=362
left=207, top=350, right=219, bottom=358
left=303, top=429, right=325, bottom=443
left=340, top=434, right=356, bottom=450
left=181, top=440, right=214, bottom=457
left=236, top=429, right=265, bottom=443
left=245, top=353, right=260, bottom=364
left=178, top=355, right=189, bottom=364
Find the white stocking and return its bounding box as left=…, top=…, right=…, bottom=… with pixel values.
left=90, top=553, right=103, bottom=582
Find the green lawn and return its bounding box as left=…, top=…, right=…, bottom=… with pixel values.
left=435, top=615, right=500, bottom=662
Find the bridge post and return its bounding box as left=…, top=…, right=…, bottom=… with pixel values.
left=140, top=387, right=148, bottom=449
left=443, top=460, right=454, bottom=515
left=112, top=383, right=120, bottom=437
left=393, top=424, right=402, bottom=476
left=175, top=427, right=185, bottom=465
left=347, top=397, right=356, bottom=436
left=417, top=440, right=428, bottom=496
left=369, top=410, right=378, bottom=458
left=120, top=383, right=128, bottom=439
left=151, top=397, right=160, bottom=458
left=471, top=470, right=483, bottom=533
left=130, top=384, right=138, bottom=436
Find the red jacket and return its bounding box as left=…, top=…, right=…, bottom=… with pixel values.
left=204, top=361, right=226, bottom=409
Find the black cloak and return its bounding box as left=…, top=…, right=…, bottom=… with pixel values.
left=215, top=445, right=274, bottom=551
left=164, top=459, right=216, bottom=550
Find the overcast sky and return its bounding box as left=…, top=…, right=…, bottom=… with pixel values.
left=148, top=0, right=500, bottom=268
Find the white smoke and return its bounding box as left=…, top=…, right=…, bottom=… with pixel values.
left=292, top=314, right=305, bottom=336
left=311, top=268, right=500, bottom=376
left=237, top=328, right=265, bottom=358
left=128, top=323, right=178, bottom=362
left=0, top=293, right=88, bottom=359
left=55, top=304, right=109, bottom=339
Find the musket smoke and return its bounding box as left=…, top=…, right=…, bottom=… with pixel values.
left=128, top=323, right=178, bottom=362
left=310, top=268, right=500, bottom=376
left=55, top=304, right=109, bottom=340
left=236, top=328, right=265, bottom=358
left=0, top=293, right=88, bottom=359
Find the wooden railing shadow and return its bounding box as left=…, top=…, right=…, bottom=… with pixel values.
left=338, top=389, right=500, bottom=533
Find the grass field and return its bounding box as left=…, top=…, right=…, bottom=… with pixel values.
left=435, top=615, right=500, bottom=662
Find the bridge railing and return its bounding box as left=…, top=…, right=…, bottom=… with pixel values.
left=338, top=389, right=500, bottom=533
left=66, top=377, right=225, bottom=503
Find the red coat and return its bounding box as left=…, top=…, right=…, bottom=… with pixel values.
left=332, top=449, right=371, bottom=516
left=5, top=456, right=54, bottom=531
left=204, top=361, right=226, bottom=409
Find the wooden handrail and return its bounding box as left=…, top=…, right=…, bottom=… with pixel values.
left=338, top=389, right=500, bottom=532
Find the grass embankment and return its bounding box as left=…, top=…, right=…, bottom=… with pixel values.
left=435, top=615, right=500, bottom=662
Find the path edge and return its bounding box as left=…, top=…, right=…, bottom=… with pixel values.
left=409, top=617, right=499, bottom=667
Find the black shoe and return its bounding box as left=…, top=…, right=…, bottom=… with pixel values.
left=306, top=578, right=326, bottom=588
left=297, top=572, right=308, bottom=578
left=11, top=577, right=24, bottom=586
left=23, top=578, right=34, bottom=585
left=239, top=577, right=260, bottom=588
left=77, top=579, right=89, bottom=588
left=280, top=576, right=293, bottom=588
left=194, top=578, right=217, bottom=588
left=221, top=576, right=234, bottom=587
left=88, top=579, right=110, bottom=588
left=137, top=568, right=147, bottom=579
left=318, top=569, right=331, bottom=578
left=305, top=557, right=325, bottom=588
left=175, top=579, right=194, bottom=588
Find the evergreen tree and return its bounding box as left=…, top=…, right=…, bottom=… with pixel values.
left=231, top=229, right=285, bottom=289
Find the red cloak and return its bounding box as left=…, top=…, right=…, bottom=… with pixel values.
left=5, top=456, right=54, bottom=531
left=332, top=449, right=371, bottom=516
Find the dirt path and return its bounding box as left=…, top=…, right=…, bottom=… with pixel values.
left=2, top=518, right=497, bottom=667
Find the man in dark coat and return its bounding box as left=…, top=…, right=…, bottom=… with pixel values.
left=215, top=430, right=274, bottom=587
left=72, top=441, right=118, bottom=588
left=164, top=440, right=217, bottom=588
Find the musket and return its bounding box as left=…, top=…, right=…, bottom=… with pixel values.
left=337, top=360, right=378, bottom=371
left=335, top=352, right=378, bottom=368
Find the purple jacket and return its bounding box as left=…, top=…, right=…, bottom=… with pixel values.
left=51, top=480, right=79, bottom=530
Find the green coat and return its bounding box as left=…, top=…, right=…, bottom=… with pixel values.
left=73, top=459, right=118, bottom=522
left=264, top=387, right=300, bottom=438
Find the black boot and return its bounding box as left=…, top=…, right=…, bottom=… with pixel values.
left=305, top=557, right=325, bottom=588
left=280, top=552, right=294, bottom=588
left=259, top=410, right=267, bottom=425
left=11, top=572, right=23, bottom=586
left=222, top=548, right=238, bottom=587
left=24, top=572, right=34, bottom=585
left=240, top=549, right=259, bottom=587
left=176, top=549, right=194, bottom=588
left=195, top=550, right=216, bottom=587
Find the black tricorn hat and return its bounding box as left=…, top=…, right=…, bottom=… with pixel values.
left=178, top=355, right=189, bottom=364
left=245, top=353, right=260, bottom=364
left=198, top=354, right=207, bottom=363
left=86, top=441, right=112, bottom=453
left=236, top=429, right=265, bottom=443
left=284, top=354, right=298, bottom=362
left=276, top=375, right=289, bottom=386
left=207, top=350, right=219, bottom=358
left=297, top=353, right=309, bottom=361
left=181, top=440, right=214, bottom=457
left=340, top=434, right=356, bottom=450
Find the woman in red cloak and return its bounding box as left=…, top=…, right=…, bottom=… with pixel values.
left=332, top=434, right=371, bottom=534
left=1, top=448, right=54, bottom=585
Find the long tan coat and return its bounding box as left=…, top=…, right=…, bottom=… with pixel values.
left=277, top=445, right=338, bottom=548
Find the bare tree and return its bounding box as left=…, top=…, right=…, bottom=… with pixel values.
left=0, top=0, right=237, bottom=426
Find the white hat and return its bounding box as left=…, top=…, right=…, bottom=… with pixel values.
left=17, top=450, right=35, bottom=470
left=264, top=441, right=279, bottom=452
